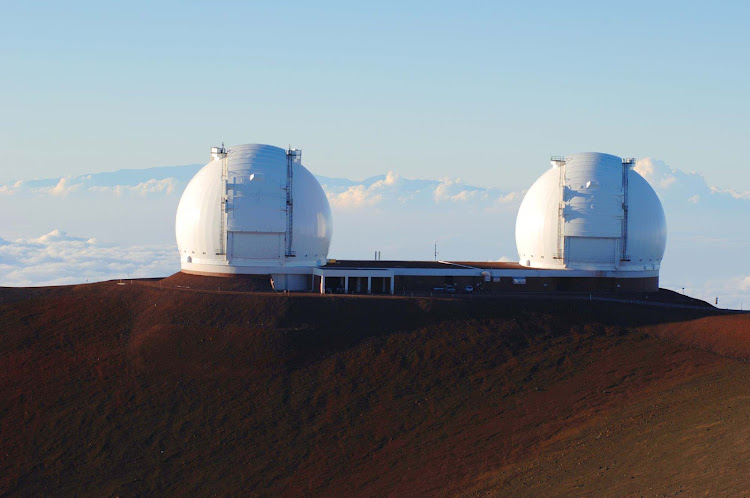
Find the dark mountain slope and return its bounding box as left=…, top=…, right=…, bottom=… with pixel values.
left=0, top=279, right=748, bottom=495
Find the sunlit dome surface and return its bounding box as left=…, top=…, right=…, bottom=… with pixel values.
left=515, top=152, right=667, bottom=272
left=175, top=144, right=332, bottom=274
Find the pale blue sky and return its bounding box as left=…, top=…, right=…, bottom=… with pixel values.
left=2, top=0, right=750, bottom=190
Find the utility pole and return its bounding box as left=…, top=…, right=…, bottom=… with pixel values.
left=434, top=241, right=438, bottom=261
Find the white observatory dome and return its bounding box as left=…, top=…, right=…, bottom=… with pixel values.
left=515, top=152, right=666, bottom=272
left=175, top=144, right=332, bottom=287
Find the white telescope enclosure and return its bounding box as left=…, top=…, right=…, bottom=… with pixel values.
left=175, top=143, right=332, bottom=289
left=515, top=152, right=666, bottom=273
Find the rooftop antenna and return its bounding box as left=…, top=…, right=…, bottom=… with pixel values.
left=434, top=241, right=438, bottom=261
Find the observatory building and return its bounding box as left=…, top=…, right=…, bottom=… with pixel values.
left=175, top=144, right=332, bottom=290
left=514, top=152, right=667, bottom=289
left=176, top=148, right=666, bottom=294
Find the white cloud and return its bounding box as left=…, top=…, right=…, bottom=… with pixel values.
left=0, top=180, right=23, bottom=195
left=2, top=165, right=198, bottom=200
left=493, top=190, right=522, bottom=205
left=0, top=230, right=178, bottom=287
left=326, top=185, right=384, bottom=209
left=29, top=177, right=179, bottom=198
left=659, top=175, right=677, bottom=188
left=634, top=158, right=678, bottom=189
left=434, top=177, right=482, bottom=202
left=709, top=186, right=750, bottom=200
left=633, top=157, right=750, bottom=224
left=373, top=171, right=401, bottom=188
left=37, top=177, right=82, bottom=196
left=634, top=157, right=706, bottom=192
left=324, top=171, right=409, bottom=208
left=31, top=229, right=93, bottom=244
left=323, top=170, right=519, bottom=210
left=88, top=178, right=178, bottom=196
left=633, top=158, right=666, bottom=186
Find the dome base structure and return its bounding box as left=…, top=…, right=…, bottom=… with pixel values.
left=164, top=271, right=274, bottom=292
left=179, top=262, right=314, bottom=291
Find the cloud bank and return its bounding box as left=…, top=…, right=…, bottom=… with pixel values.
left=0, top=164, right=201, bottom=198
left=320, top=171, right=522, bottom=210
left=0, top=230, right=178, bottom=287
left=632, top=157, right=750, bottom=308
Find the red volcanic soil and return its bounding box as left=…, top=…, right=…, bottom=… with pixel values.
left=1, top=277, right=749, bottom=495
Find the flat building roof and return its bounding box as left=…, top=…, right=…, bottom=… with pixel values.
left=323, top=260, right=527, bottom=270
